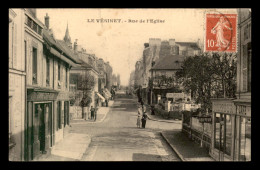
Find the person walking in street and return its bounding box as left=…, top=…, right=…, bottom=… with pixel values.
left=141, top=111, right=148, bottom=128
left=136, top=105, right=142, bottom=128
left=90, top=106, right=95, bottom=120
left=105, top=99, right=108, bottom=107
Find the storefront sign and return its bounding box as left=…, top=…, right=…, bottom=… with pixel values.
left=212, top=100, right=236, bottom=114
left=166, top=93, right=184, bottom=99
left=27, top=91, right=58, bottom=101
left=198, top=115, right=212, bottom=123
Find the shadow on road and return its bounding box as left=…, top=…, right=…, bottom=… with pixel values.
left=132, top=153, right=162, bottom=161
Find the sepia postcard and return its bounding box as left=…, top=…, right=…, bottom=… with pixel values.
left=8, top=8, right=251, bottom=162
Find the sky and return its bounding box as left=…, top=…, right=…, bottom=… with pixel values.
left=36, top=8, right=237, bottom=86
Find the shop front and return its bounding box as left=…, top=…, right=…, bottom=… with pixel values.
left=25, top=87, right=58, bottom=161
left=210, top=98, right=251, bottom=161
left=233, top=99, right=251, bottom=161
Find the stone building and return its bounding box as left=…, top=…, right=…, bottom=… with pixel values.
left=61, top=27, right=102, bottom=118
left=104, top=61, right=113, bottom=91
left=150, top=55, right=186, bottom=104
left=21, top=11, right=80, bottom=161
left=97, top=58, right=106, bottom=92
left=136, top=38, right=201, bottom=105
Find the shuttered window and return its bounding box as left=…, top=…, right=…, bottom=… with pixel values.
left=58, top=63, right=60, bottom=81
left=57, top=101, right=62, bottom=130
left=46, top=57, right=50, bottom=86
left=65, top=67, right=68, bottom=89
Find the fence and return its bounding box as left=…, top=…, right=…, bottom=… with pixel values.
left=182, top=111, right=212, bottom=151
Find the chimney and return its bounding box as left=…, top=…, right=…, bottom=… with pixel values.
left=45, top=13, right=50, bottom=29
left=74, top=39, right=78, bottom=52
left=169, top=39, right=175, bottom=46
left=144, top=43, right=149, bottom=48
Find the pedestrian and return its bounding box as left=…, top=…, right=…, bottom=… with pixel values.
left=151, top=105, right=155, bottom=115
left=90, top=106, right=95, bottom=120
left=141, top=111, right=148, bottom=128
left=94, top=107, right=98, bottom=121
left=105, top=99, right=108, bottom=107
left=136, top=105, right=142, bottom=128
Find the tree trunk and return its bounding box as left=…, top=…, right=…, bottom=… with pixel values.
left=222, top=77, right=226, bottom=98
left=82, top=106, right=84, bottom=119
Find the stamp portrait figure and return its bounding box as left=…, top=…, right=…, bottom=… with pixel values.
left=211, top=16, right=233, bottom=50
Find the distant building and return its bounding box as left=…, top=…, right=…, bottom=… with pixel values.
left=134, top=38, right=201, bottom=105
left=150, top=55, right=187, bottom=104
left=104, top=61, right=113, bottom=90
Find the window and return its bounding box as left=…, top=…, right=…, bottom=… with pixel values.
left=240, top=117, right=251, bottom=161
left=38, top=26, right=42, bottom=35
left=27, top=17, right=32, bottom=28
left=224, top=115, right=232, bottom=156
left=247, top=43, right=251, bottom=92
left=9, top=96, right=15, bottom=148
left=57, top=101, right=62, bottom=130
left=214, top=113, right=224, bottom=151
left=9, top=21, right=13, bottom=68
left=24, top=40, right=27, bottom=63
left=25, top=15, right=42, bottom=36
left=32, top=22, right=37, bottom=32
left=65, top=67, right=68, bottom=89
left=58, top=62, right=61, bottom=88
left=242, top=42, right=251, bottom=92
left=64, top=101, right=69, bottom=127
left=214, top=113, right=233, bottom=157
left=46, top=57, right=50, bottom=86
left=32, top=47, right=37, bottom=84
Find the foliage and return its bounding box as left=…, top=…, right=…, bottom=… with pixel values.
left=176, top=52, right=237, bottom=112
left=77, top=71, right=96, bottom=107
left=80, top=94, right=92, bottom=107
left=69, top=96, right=76, bottom=106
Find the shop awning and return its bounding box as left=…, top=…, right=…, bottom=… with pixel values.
left=104, top=88, right=111, bottom=98
left=96, top=92, right=105, bottom=102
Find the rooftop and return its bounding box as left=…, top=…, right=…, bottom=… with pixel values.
left=43, top=28, right=81, bottom=64
left=151, top=55, right=184, bottom=70
left=176, top=42, right=201, bottom=50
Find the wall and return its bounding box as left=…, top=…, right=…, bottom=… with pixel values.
left=237, top=9, right=251, bottom=94
left=25, top=27, right=43, bottom=86
left=9, top=8, right=26, bottom=161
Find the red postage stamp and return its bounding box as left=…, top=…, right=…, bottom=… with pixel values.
left=205, top=13, right=237, bottom=52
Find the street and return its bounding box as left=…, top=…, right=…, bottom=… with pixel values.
left=69, top=91, right=181, bottom=161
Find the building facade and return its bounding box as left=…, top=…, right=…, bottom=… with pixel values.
left=9, top=8, right=26, bottom=161
left=24, top=11, right=79, bottom=160
left=210, top=9, right=251, bottom=161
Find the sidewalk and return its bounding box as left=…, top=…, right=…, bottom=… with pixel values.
left=71, top=100, right=114, bottom=124
left=161, top=130, right=215, bottom=161
left=35, top=133, right=91, bottom=161
left=144, top=104, right=182, bottom=124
